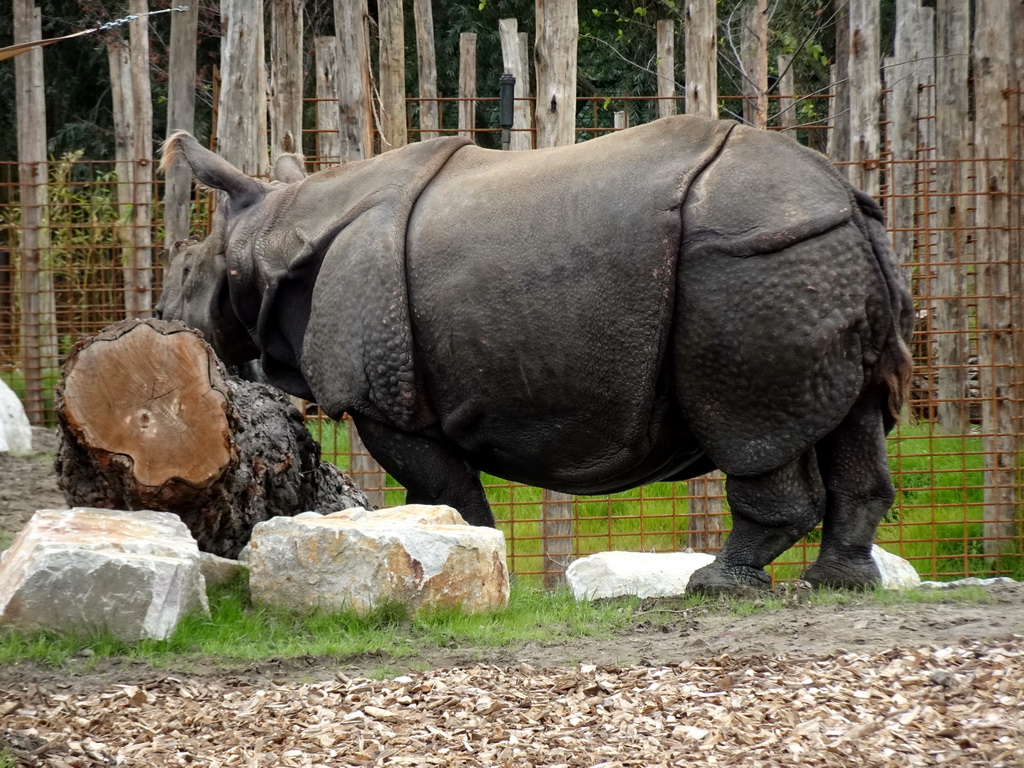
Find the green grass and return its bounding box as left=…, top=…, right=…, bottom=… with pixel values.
left=0, top=579, right=1004, bottom=669
left=0, top=576, right=640, bottom=668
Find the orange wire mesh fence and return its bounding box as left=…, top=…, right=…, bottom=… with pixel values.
left=1, top=92, right=1021, bottom=586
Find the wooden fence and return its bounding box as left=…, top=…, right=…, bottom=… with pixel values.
left=1, top=0, right=1022, bottom=584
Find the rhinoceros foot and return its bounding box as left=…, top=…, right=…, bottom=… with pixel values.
left=686, top=562, right=772, bottom=597
left=802, top=555, right=881, bottom=590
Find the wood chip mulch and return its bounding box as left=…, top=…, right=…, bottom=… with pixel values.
left=2, top=638, right=1022, bottom=768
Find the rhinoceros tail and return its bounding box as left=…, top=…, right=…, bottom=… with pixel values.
left=855, top=188, right=914, bottom=427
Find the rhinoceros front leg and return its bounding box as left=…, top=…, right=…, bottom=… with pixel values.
left=350, top=414, right=496, bottom=527
left=687, top=449, right=826, bottom=596
left=803, top=389, right=894, bottom=589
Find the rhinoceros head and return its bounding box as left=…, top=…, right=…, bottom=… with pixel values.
left=157, top=133, right=312, bottom=381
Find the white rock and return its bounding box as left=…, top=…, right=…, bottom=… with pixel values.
left=248, top=505, right=508, bottom=616
left=871, top=544, right=921, bottom=590
left=0, top=508, right=209, bottom=641
left=0, top=380, right=32, bottom=453
left=326, top=504, right=466, bottom=526
left=920, top=576, right=1017, bottom=589
left=565, top=551, right=717, bottom=601
left=199, top=551, right=246, bottom=588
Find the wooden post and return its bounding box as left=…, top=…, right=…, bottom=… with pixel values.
left=846, top=0, right=881, bottom=199
left=534, top=0, right=577, bottom=148
left=972, top=0, right=1019, bottom=557
left=499, top=18, right=533, bottom=150
left=414, top=0, right=439, bottom=141
left=314, top=37, right=342, bottom=165
left=458, top=33, right=477, bottom=139
left=335, top=0, right=374, bottom=161
left=13, top=0, right=58, bottom=424
left=270, top=0, right=304, bottom=159
left=829, top=1, right=851, bottom=164
left=108, top=39, right=135, bottom=263
left=933, top=0, right=971, bottom=433
left=740, top=0, right=768, bottom=129
left=378, top=0, right=407, bottom=151
left=888, top=0, right=932, bottom=285
left=127, top=0, right=153, bottom=319
left=163, top=0, right=199, bottom=245
left=217, top=0, right=268, bottom=176
left=656, top=19, right=676, bottom=119
left=348, top=421, right=387, bottom=510
left=683, top=0, right=722, bottom=551
left=777, top=54, right=796, bottom=130
left=683, top=0, right=717, bottom=118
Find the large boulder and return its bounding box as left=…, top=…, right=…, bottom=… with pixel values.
left=0, top=508, right=209, bottom=641
left=0, top=380, right=32, bottom=453
left=565, top=551, right=716, bottom=601
left=247, top=504, right=509, bottom=616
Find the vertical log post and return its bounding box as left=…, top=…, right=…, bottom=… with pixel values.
left=107, top=39, right=135, bottom=276
left=414, top=0, right=439, bottom=141
left=378, top=0, right=407, bottom=151
left=499, top=18, right=533, bottom=150
left=348, top=421, right=387, bottom=510
left=682, top=0, right=723, bottom=553
left=534, top=0, right=577, bottom=149
left=829, top=1, right=851, bottom=164
left=314, top=37, right=342, bottom=165
left=127, top=0, right=153, bottom=318
left=163, top=0, right=199, bottom=246
left=740, top=0, right=768, bottom=129
left=683, top=0, right=717, bottom=118
left=13, top=0, right=58, bottom=424
left=973, top=0, right=1020, bottom=558
left=458, top=33, right=477, bottom=139
left=270, top=0, right=304, bottom=159
left=846, top=0, right=881, bottom=199
left=534, top=0, right=578, bottom=584
left=217, top=0, right=268, bottom=175
left=335, top=0, right=374, bottom=161
left=777, top=54, right=796, bottom=130
left=933, top=0, right=971, bottom=433
left=656, top=19, right=676, bottom=119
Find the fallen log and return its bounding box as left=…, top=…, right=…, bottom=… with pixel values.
left=54, top=318, right=370, bottom=558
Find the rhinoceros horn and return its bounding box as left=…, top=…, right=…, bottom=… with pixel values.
left=160, top=131, right=269, bottom=211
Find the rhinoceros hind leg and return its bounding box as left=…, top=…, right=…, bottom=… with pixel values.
left=686, top=450, right=826, bottom=595
left=350, top=414, right=496, bottom=527
left=803, top=388, right=893, bottom=590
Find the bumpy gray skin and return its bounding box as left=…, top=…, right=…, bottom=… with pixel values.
left=158, top=116, right=914, bottom=595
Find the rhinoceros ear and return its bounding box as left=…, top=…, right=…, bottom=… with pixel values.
left=271, top=153, right=307, bottom=184
left=160, top=131, right=267, bottom=210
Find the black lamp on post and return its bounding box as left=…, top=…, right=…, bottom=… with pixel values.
left=499, top=73, right=516, bottom=150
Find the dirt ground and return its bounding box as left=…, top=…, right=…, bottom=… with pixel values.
left=2, top=430, right=1023, bottom=766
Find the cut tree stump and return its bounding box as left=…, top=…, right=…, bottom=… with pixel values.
left=54, top=318, right=370, bottom=558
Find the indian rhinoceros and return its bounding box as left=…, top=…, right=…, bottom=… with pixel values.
left=157, top=115, right=913, bottom=594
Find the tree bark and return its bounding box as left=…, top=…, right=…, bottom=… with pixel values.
left=334, top=0, right=374, bottom=161
left=14, top=0, right=58, bottom=426
left=315, top=36, right=342, bottom=164
left=499, top=18, right=533, bottom=150
left=217, top=0, right=268, bottom=175
left=656, top=19, right=676, bottom=119
left=270, top=0, right=304, bottom=159
left=163, top=0, right=199, bottom=245
left=458, top=33, right=477, bottom=139
left=54, top=319, right=369, bottom=559
left=534, top=0, right=577, bottom=148
left=378, top=0, right=407, bottom=151
left=414, top=0, right=439, bottom=141
left=683, top=0, right=717, bottom=119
